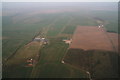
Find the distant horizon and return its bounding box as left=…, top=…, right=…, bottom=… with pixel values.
left=1, top=0, right=119, bottom=2
left=2, top=2, right=118, bottom=11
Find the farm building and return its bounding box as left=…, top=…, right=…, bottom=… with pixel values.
left=34, top=37, right=49, bottom=44
left=63, top=39, right=72, bottom=44
left=34, top=37, right=41, bottom=42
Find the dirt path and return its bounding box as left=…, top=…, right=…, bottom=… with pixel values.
left=58, top=17, right=73, bottom=36
left=101, top=27, right=117, bottom=52
left=41, top=16, right=64, bottom=38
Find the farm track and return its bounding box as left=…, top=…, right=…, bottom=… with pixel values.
left=40, top=15, right=66, bottom=38
left=29, top=15, right=71, bottom=68
left=100, top=27, right=115, bottom=51
left=29, top=15, right=68, bottom=77
left=101, top=27, right=117, bottom=52
left=62, top=61, right=90, bottom=78
left=30, top=18, right=78, bottom=78
left=58, top=17, right=73, bottom=36
left=95, top=18, right=117, bottom=51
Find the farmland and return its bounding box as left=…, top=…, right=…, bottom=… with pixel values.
left=2, top=2, right=118, bottom=79
left=30, top=39, right=87, bottom=78
left=69, top=26, right=118, bottom=52
left=63, top=25, right=119, bottom=78
left=63, top=49, right=119, bottom=78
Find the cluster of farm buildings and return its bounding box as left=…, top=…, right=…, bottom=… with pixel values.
left=34, top=37, right=48, bottom=44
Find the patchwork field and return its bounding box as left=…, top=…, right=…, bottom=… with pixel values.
left=2, top=2, right=118, bottom=79
left=30, top=39, right=87, bottom=78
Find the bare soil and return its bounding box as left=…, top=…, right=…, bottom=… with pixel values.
left=107, top=33, right=119, bottom=52
left=70, top=26, right=118, bottom=52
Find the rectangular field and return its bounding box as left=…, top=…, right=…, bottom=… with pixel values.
left=70, top=26, right=118, bottom=52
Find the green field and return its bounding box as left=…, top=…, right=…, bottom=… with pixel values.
left=3, top=41, right=42, bottom=78
left=30, top=39, right=87, bottom=78
left=2, top=2, right=118, bottom=78
left=64, top=49, right=119, bottom=78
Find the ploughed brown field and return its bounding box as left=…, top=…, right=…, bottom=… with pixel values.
left=70, top=26, right=118, bottom=52
left=107, top=33, right=119, bottom=52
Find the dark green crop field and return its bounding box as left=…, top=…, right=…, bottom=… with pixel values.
left=64, top=49, right=119, bottom=78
